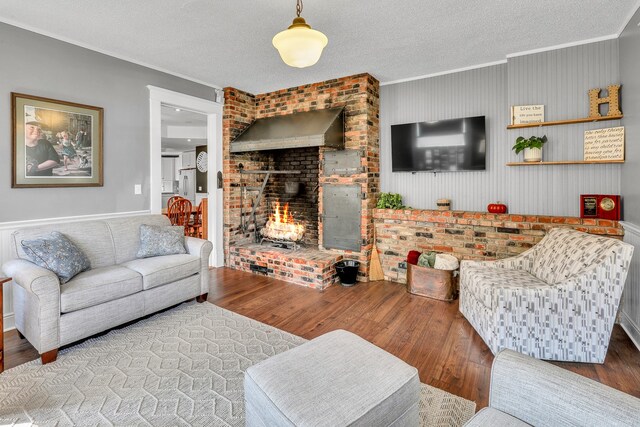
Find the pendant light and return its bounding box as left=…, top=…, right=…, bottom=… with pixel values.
left=272, top=0, right=328, bottom=68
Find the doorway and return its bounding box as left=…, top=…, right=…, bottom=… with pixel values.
left=148, top=86, right=224, bottom=267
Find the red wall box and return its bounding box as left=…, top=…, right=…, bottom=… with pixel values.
left=580, top=195, right=621, bottom=220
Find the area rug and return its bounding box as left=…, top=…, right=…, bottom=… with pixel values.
left=0, top=302, right=476, bottom=426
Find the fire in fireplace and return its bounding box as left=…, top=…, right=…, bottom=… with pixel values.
left=261, top=201, right=305, bottom=248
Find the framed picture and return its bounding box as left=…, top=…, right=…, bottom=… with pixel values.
left=12, top=93, right=103, bottom=188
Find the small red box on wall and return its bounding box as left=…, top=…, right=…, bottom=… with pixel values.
left=580, top=195, right=621, bottom=220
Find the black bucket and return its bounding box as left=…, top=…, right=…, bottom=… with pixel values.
left=335, top=260, right=360, bottom=286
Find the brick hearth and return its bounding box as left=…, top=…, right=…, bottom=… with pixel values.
left=229, top=245, right=342, bottom=290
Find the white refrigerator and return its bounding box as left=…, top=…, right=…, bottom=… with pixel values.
left=178, top=169, right=196, bottom=204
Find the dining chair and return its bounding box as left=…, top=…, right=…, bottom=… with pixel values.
left=167, top=198, right=193, bottom=233
left=189, top=201, right=204, bottom=239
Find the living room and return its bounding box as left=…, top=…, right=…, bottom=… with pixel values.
left=1, top=1, right=639, bottom=426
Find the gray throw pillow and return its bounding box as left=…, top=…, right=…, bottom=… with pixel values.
left=21, top=231, right=91, bottom=284
left=137, top=224, right=187, bottom=258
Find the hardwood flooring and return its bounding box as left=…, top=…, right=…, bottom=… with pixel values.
left=4, top=267, right=640, bottom=409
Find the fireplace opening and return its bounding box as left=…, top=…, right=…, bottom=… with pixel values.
left=260, top=200, right=306, bottom=250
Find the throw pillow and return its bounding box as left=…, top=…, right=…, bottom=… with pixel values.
left=21, top=231, right=91, bottom=283
left=137, top=224, right=187, bottom=258
left=417, top=251, right=438, bottom=268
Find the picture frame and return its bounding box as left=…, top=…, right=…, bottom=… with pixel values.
left=12, top=93, right=103, bottom=188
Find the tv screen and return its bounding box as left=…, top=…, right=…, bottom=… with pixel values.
left=391, top=116, right=486, bottom=172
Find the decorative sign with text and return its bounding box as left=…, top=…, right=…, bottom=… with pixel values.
left=584, top=126, right=625, bottom=161
left=511, top=105, right=545, bottom=125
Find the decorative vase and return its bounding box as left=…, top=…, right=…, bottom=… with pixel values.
left=524, top=147, right=542, bottom=162
left=488, top=202, right=508, bottom=214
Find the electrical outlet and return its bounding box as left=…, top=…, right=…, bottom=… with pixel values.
left=399, top=261, right=407, bottom=269
left=134, top=184, right=142, bottom=195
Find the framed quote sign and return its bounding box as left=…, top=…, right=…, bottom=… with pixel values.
left=583, top=126, right=624, bottom=162
left=12, top=93, right=104, bottom=188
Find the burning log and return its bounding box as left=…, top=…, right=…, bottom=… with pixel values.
left=261, top=201, right=305, bottom=242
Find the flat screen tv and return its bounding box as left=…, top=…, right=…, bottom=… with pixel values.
left=391, top=116, right=486, bottom=172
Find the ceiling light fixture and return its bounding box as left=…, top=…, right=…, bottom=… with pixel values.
left=272, top=0, right=328, bottom=68
left=175, top=108, right=181, bottom=112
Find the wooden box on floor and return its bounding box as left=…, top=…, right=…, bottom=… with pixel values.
left=407, top=264, right=458, bottom=301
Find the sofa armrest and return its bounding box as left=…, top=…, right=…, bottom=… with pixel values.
left=3, top=259, right=60, bottom=296
left=3, top=259, right=61, bottom=353
left=489, top=349, right=640, bottom=426
left=184, top=237, right=213, bottom=295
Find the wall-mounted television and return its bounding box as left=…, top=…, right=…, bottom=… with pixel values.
left=391, top=116, right=486, bottom=172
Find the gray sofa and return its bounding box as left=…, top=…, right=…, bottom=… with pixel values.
left=466, top=349, right=640, bottom=426
left=2, top=214, right=212, bottom=364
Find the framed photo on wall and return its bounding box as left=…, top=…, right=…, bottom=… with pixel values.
left=12, top=93, right=103, bottom=188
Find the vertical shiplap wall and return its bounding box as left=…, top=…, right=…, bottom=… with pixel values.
left=621, top=223, right=640, bottom=350
left=380, top=40, right=621, bottom=216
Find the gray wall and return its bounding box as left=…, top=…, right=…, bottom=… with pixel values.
left=621, top=8, right=640, bottom=225
left=0, top=23, right=216, bottom=222
left=620, top=8, right=640, bottom=350
left=380, top=39, right=621, bottom=216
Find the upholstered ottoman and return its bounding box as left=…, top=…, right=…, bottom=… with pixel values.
left=244, top=329, right=420, bottom=427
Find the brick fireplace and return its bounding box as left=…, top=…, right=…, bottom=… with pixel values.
left=223, top=74, right=380, bottom=289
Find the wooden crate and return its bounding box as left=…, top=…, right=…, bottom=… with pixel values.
left=407, top=263, right=458, bottom=302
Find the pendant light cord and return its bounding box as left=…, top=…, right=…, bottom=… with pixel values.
left=296, top=0, right=303, bottom=17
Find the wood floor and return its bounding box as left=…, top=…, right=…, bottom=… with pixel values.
left=4, top=267, right=640, bottom=409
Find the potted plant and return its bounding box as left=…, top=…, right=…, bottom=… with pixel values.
left=512, top=135, right=548, bottom=162
left=376, top=193, right=407, bottom=209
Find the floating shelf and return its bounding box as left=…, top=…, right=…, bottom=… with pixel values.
left=507, top=115, right=623, bottom=129
left=507, top=160, right=624, bottom=166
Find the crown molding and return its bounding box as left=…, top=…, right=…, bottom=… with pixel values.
left=380, top=60, right=508, bottom=86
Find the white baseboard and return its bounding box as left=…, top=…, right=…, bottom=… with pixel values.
left=620, top=311, right=640, bottom=352
left=3, top=312, right=14, bottom=332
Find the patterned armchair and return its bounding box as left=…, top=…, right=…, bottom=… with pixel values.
left=459, top=227, right=634, bottom=363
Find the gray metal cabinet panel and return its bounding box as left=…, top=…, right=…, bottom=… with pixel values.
left=322, top=184, right=361, bottom=251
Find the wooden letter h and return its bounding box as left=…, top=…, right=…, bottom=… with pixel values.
left=588, top=85, right=621, bottom=118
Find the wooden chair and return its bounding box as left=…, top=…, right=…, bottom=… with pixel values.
left=167, top=195, right=183, bottom=210
left=188, top=200, right=205, bottom=239
left=167, top=198, right=192, bottom=233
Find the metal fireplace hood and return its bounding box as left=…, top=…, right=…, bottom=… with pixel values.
left=230, top=107, right=344, bottom=153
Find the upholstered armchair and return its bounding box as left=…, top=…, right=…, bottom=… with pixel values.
left=459, top=227, right=634, bottom=363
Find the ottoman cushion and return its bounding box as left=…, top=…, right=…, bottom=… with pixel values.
left=244, top=329, right=420, bottom=427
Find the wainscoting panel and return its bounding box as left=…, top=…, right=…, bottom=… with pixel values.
left=1, top=210, right=150, bottom=331
left=621, top=221, right=640, bottom=350
left=380, top=39, right=621, bottom=217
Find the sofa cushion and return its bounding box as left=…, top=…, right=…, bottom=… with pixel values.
left=60, top=265, right=143, bottom=313
left=531, top=228, right=620, bottom=284
left=104, top=215, right=171, bottom=264
left=463, top=266, right=549, bottom=309
left=136, top=224, right=187, bottom=258
left=20, top=231, right=91, bottom=283
left=464, top=408, right=531, bottom=427
left=121, top=254, right=200, bottom=290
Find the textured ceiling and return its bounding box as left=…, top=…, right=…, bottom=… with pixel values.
left=0, top=0, right=637, bottom=94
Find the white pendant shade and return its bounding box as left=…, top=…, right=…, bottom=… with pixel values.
left=273, top=19, right=328, bottom=68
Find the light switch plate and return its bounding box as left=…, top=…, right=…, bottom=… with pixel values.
left=134, top=184, right=142, bottom=195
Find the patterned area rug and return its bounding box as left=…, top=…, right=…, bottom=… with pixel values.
left=0, top=302, right=476, bottom=426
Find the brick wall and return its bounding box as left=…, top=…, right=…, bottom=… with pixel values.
left=224, top=74, right=380, bottom=280
left=374, top=208, right=625, bottom=284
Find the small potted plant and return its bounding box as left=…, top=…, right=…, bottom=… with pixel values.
left=512, top=135, right=548, bottom=162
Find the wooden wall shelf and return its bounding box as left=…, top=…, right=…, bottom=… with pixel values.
left=507, top=115, right=623, bottom=129
left=507, top=160, right=624, bottom=166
